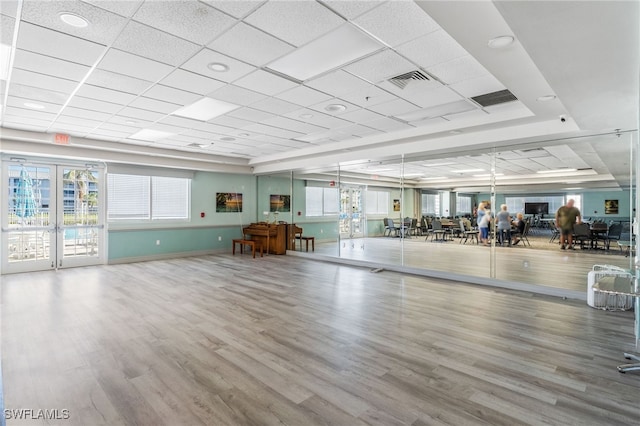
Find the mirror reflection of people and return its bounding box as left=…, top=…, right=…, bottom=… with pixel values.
left=555, top=199, right=581, bottom=250
left=477, top=202, right=491, bottom=246
left=496, top=204, right=511, bottom=246
left=511, top=212, right=525, bottom=245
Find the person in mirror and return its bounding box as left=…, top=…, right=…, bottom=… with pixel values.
left=496, top=204, right=511, bottom=246
left=555, top=198, right=581, bottom=250
left=477, top=202, right=491, bottom=246
left=511, top=212, right=526, bottom=245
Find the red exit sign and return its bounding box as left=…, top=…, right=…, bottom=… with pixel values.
left=54, top=133, right=69, bottom=145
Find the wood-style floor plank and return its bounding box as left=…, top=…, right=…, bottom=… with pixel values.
left=2, top=254, right=639, bottom=425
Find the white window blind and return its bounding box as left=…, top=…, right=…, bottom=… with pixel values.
left=365, top=190, right=390, bottom=214
left=456, top=195, right=472, bottom=215
left=152, top=176, right=190, bottom=219
left=108, top=174, right=190, bottom=221
left=107, top=174, right=150, bottom=220
left=306, top=187, right=339, bottom=216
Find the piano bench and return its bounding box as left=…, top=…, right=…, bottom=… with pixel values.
left=296, top=236, right=315, bottom=252
left=232, top=239, right=263, bottom=258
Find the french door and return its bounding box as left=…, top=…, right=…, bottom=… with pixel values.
left=339, top=186, right=365, bottom=239
left=1, top=161, right=105, bottom=274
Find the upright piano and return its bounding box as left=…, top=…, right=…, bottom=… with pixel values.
left=242, top=222, right=287, bottom=255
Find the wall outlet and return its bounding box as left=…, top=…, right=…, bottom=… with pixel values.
left=218, top=236, right=222, bottom=241
left=156, top=240, right=160, bottom=245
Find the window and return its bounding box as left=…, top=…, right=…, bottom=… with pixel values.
left=365, top=190, right=390, bottom=215
left=107, top=174, right=190, bottom=221
left=306, top=186, right=339, bottom=216
left=421, top=193, right=439, bottom=216
left=456, top=195, right=472, bottom=215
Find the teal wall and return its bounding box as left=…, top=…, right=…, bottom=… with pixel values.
left=108, top=171, right=258, bottom=261
left=582, top=190, right=631, bottom=220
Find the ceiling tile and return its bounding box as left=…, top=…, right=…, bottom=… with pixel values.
left=354, top=1, right=440, bottom=47
left=234, top=70, right=298, bottom=96
left=244, top=1, right=344, bottom=47
left=339, top=84, right=395, bottom=107
left=396, top=30, right=468, bottom=69
left=128, top=97, right=180, bottom=114
left=208, top=22, right=294, bottom=67
left=363, top=116, right=414, bottom=132
left=397, top=86, right=464, bottom=109
left=160, top=69, right=226, bottom=95
left=208, top=115, right=254, bottom=129
left=305, top=70, right=371, bottom=97
left=4, top=106, right=56, bottom=122
left=180, top=48, right=256, bottom=83
left=427, top=55, right=489, bottom=85
left=8, top=84, right=69, bottom=105
left=67, top=96, right=123, bottom=114
left=143, top=84, right=202, bottom=106
left=48, top=123, right=93, bottom=136
left=17, top=22, right=106, bottom=66
left=21, top=0, right=128, bottom=45
left=203, top=0, right=265, bottom=19
left=155, top=115, right=204, bottom=130
left=227, top=107, right=275, bottom=122
left=283, top=108, right=352, bottom=128
left=249, top=97, right=301, bottom=115
left=132, top=1, right=236, bottom=45
left=242, top=122, right=303, bottom=139
left=7, top=96, right=63, bottom=114
left=261, top=116, right=326, bottom=134
left=2, top=121, right=48, bottom=132
left=96, top=122, right=139, bottom=133
left=207, top=85, right=267, bottom=106
left=10, top=68, right=78, bottom=94
left=98, top=49, right=175, bottom=82
left=344, top=49, right=416, bottom=84
left=87, top=128, right=130, bottom=139
left=332, top=123, right=380, bottom=138
left=13, top=49, right=91, bottom=81
left=85, top=69, right=153, bottom=95
left=308, top=98, right=360, bottom=116
left=322, top=0, right=384, bottom=19
left=64, top=106, right=113, bottom=122
left=448, top=74, right=506, bottom=98
left=82, top=0, right=143, bottom=17
left=75, top=85, right=137, bottom=106
left=1, top=15, right=14, bottom=45
left=117, top=106, right=167, bottom=122
left=339, top=108, right=384, bottom=124
left=112, top=20, right=201, bottom=66
left=275, top=85, right=332, bottom=107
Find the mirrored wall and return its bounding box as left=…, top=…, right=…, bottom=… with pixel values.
left=280, top=131, right=637, bottom=296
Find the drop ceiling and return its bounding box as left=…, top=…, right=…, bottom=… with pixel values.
left=0, top=0, right=638, bottom=190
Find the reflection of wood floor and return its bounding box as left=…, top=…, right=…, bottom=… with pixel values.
left=2, top=255, right=639, bottom=425
left=311, top=234, right=632, bottom=295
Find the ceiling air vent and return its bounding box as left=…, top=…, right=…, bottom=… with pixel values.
left=471, top=89, right=518, bottom=107
left=388, top=70, right=431, bottom=90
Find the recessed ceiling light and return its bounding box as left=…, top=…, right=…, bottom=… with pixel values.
left=220, top=137, right=235, bottom=142
left=300, top=113, right=314, bottom=119
left=238, top=133, right=250, bottom=137
left=207, top=62, right=229, bottom=72
left=59, top=12, right=89, bottom=28
left=129, top=129, right=175, bottom=142
left=488, top=35, right=514, bottom=49
left=171, top=97, right=239, bottom=121
left=125, top=120, right=138, bottom=125
left=537, top=95, right=557, bottom=102
left=24, top=102, right=45, bottom=109
left=325, top=104, right=346, bottom=113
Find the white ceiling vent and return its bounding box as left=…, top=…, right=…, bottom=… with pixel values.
left=388, top=70, right=431, bottom=90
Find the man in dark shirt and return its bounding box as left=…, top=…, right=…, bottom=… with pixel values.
left=555, top=199, right=581, bottom=250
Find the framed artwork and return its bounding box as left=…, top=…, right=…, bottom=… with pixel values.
left=393, top=199, right=400, bottom=212
left=604, top=199, right=618, bottom=214
left=270, top=194, right=290, bottom=212
left=216, top=192, right=243, bottom=212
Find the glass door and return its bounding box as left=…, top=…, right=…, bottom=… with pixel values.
left=339, top=186, right=364, bottom=239
left=1, top=161, right=104, bottom=274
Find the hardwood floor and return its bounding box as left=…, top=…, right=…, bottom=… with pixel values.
left=310, top=234, right=632, bottom=294
left=2, top=254, right=639, bottom=425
